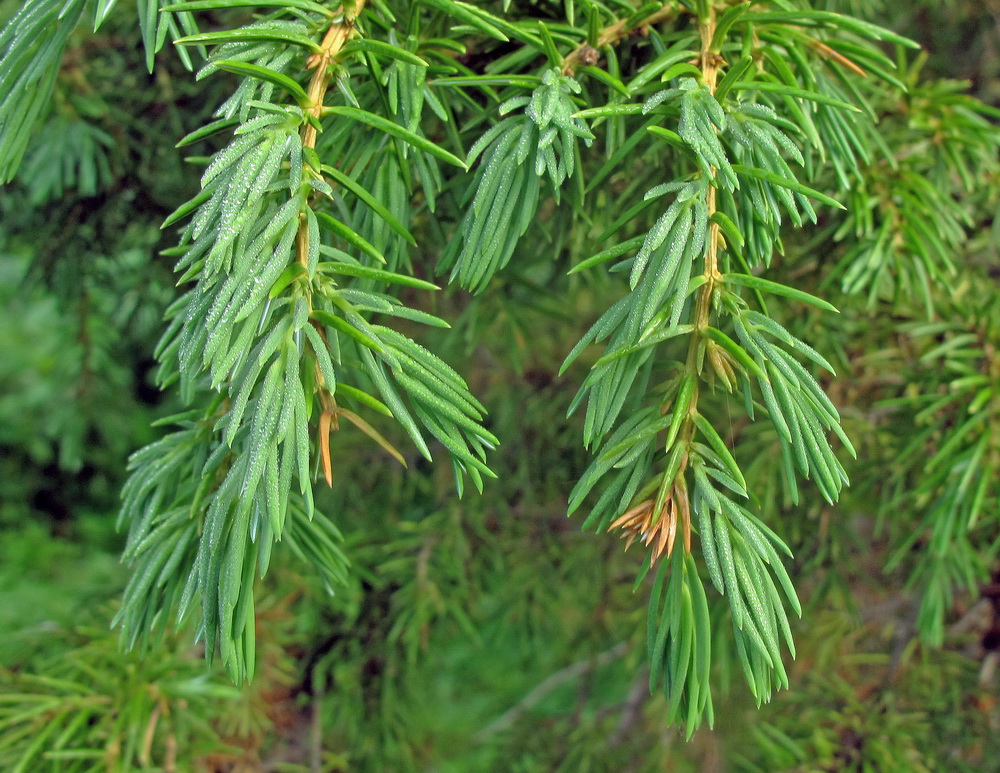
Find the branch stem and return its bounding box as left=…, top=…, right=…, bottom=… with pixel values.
left=302, top=3, right=365, bottom=150
left=297, top=3, right=367, bottom=415
left=691, top=7, right=722, bottom=334
left=297, top=1, right=367, bottom=270
left=671, top=5, right=723, bottom=522
left=679, top=4, right=722, bottom=387
left=562, top=5, right=675, bottom=75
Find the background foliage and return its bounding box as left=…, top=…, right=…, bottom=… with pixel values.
left=0, top=0, right=998, bottom=770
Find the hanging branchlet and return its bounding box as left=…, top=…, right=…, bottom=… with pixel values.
left=562, top=1, right=915, bottom=733
left=112, top=0, right=500, bottom=681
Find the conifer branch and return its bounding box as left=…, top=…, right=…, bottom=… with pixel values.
left=560, top=0, right=904, bottom=730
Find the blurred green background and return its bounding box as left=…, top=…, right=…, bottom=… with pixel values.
left=0, top=1, right=998, bottom=771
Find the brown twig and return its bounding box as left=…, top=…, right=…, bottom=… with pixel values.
left=296, top=1, right=367, bottom=273
left=691, top=8, right=723, bottom=331
left=296, top=3, right=368, bottom=476
left=300, top=5, right=366, bottom=152
left=679, top=5, right=724, bottom=458
left=562, top=5, right=675, bottom=75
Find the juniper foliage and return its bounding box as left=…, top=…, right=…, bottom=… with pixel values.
left=0, top=0, right=997, bottom=755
